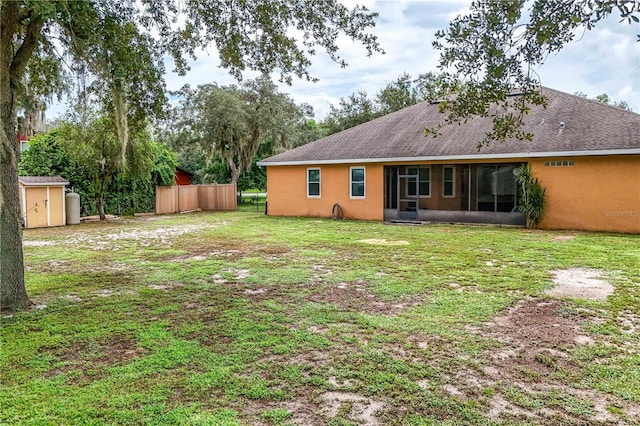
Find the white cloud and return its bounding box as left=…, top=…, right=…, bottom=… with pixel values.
left=46, top=1, right=640, bottom=120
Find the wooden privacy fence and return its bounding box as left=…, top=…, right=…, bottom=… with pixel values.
left=156, top=184, right=237, bottom=214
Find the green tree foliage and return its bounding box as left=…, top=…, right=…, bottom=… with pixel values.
left=323, top=91, right=377, bottom=134
left=0, top=0, right=381, bottom=311
left=19, top=123, right=177, bottom=218
left=322, top=72, right=449, bottom=135
left=18, top=130, right=73, bottom=177
left=151, top=143, right=179, bottom=187
left=58, top=116, right=160, bottom=220
left=159, top=116, right=327, bottom=191
left=292, top=119, right=329, bottom=148
left=431, top=0, right=639, bottom=147
left=574, top=91, right=632, bottom=111
left=172, top=77, right=305, bottom=184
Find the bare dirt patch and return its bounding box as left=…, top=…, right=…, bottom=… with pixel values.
left=457, top=298, right=640, bottom=424
left=43, top=334, right=146, bottom=381
left=553, top=235, right=576, bottom=242
left=61, top=223, right=224, bottom=251
left=171, top=241, right=290, bottom=263
left=357, top=238, right=409, bottom=246
left=148, top=282, right=184, bottom=291
left=617, top=310, right=640, bottom=335
left=319, top=391, right=386, bottom=425
left=547, top=268, right=613, bottom=300
left=22, top=240, right=57, bottom=247
left=306, top=282, right=424, bottom=315
left=92, top=288, right=136, bottom=298
left=485, top=299, right=581, bottom=349
left=61, top=294, right=83, bottom=303
left=210, top=268, right=253, bottom=285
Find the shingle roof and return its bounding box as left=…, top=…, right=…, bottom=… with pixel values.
left=19, top=176, right=69, bottom=186
left=259, top=87, right=640, bottom=165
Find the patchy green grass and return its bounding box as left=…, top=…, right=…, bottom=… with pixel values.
left=2, top=212, right=639, bottom=425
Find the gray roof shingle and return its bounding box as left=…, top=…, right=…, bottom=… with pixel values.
left=259, top=87, right=640, bottom=165
left=19, top=176, right=69, bottom=186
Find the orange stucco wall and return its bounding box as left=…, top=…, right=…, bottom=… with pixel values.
left=266, top=164, right=384, bottom=220
left=531, top=155, right=640, bottom=233
left=266, top=155, right=639, bottom=233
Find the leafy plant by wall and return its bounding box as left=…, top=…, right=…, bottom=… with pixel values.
left=516, top=165, right=546, bottom=228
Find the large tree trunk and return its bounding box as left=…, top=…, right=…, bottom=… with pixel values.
left=227, top=158, right=240, bottom=185
left=0, top=100, right=29, bottom=311
left=1, top=3, right=43, bottom=312
left=0, top=133, right=29, bottom=312
left=97, top=197, right=106, bottom=221
left=96, top=174, right=108, bottom=220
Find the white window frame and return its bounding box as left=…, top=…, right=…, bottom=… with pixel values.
left=418, top=166, right=431, bottom=198
left=350, top=166, right=366, bottom=199
left=405, top=166, right=431, bottom=198
left=442, top=165, right=455, bottom=198
left=307, top=167, right=321, bottom=198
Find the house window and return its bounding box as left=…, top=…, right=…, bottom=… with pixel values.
left=419, top=167, right=430, bottom=197
left=406, top=166, right=430, bottom=197
left=443, top=166, right=455, bottom=197
left=20, top=141, right=29, bottom=152
left=350, top=166, right=365, bottom=198
left=307, top=168, right=320, bottom=198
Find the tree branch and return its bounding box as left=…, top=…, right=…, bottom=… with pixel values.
left=10, top=17, right=44, bottom=83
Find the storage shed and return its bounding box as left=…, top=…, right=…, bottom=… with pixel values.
left=19, top=176, right=69, bottom=229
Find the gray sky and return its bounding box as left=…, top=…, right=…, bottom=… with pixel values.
left=51, top=0, right=640, bottom=120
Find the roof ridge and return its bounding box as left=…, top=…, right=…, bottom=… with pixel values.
left=259, top=85, right=640, bottom=166
left=542, top=86, right=639, bottom=116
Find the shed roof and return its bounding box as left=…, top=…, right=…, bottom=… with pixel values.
left=176, top=167, right=194, bottom=176
left=259, top=87, right=640, bottom=166
left=19, top=176, right=69, bottom=186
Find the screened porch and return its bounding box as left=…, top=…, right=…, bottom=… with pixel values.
left=383, top=163, right=526, bottom=225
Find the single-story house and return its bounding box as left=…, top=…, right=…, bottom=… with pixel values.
left=258, top=88, right=640, bottom=233
left=19, top=176, right=69, bottom=229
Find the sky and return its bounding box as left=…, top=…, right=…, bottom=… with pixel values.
left=50, top=0, right=640, bottom=120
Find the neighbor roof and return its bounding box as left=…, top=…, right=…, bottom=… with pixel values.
left=259, top=87, right=640, bottom=166
left=19, top=176, right=69, bottom=186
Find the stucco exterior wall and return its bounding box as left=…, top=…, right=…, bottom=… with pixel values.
left=265, top=154, right=639, bottom=233
left=266, top=164, right=384, bottom=221
left=531, top=155, right=640, bottom=233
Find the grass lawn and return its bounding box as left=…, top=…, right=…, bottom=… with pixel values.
left=2, top=212, right=639, bottom=425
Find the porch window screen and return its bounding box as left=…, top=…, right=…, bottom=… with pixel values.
left=443, top=166, right=455, bottom=197
left=419, top=167, right=430, bottom=196
left=350, top=167, right=365, bottom=198
left=307, top=168, right=320, bottom=197
left=406, top=167, right=430, bottom=197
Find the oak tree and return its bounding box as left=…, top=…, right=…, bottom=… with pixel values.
left=173, top=77, right=304, bottom=184
left=431, top=0, right=639, bottom=146
left=0, top=0, right=381, bottom=312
